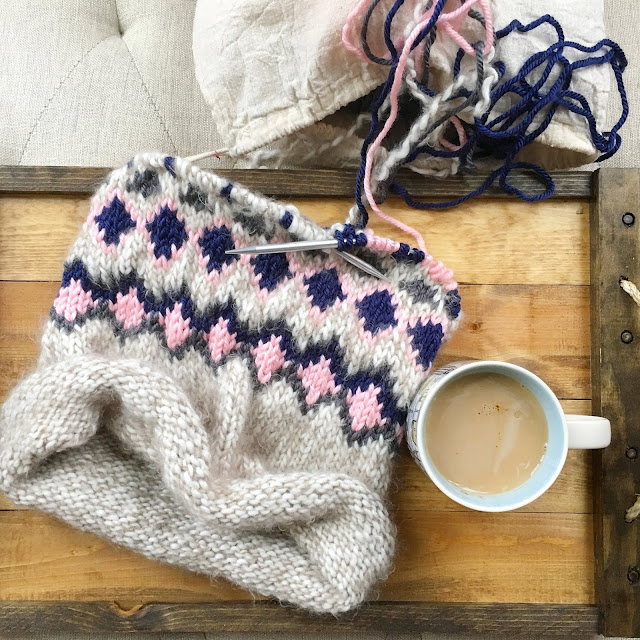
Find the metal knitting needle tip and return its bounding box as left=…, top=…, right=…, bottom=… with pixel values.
left=226, top=239, right=339, bottom=255
left=333, top=250, right=390, bottom=282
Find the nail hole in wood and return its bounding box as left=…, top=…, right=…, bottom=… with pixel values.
left=623, top=212, right=636, bottom=226
left=622, top=330, right=634, bottom=344
left=628, top=567, right=640, bottom=585
left=627, top=447, right=638, bottom=460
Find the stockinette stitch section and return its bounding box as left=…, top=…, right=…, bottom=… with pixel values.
left=0, top=153, right=460, bottom=614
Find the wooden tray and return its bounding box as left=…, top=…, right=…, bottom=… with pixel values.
left=0, top=166, right=624, bottom=636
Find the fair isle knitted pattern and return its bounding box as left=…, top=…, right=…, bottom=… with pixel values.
left=0, top=153, right=460, bottom=614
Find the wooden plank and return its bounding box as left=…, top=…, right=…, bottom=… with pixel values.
left=0, top=401, right=591, bottom=515
left=390, top=512, right=594, bottom=604
left=0, top=494, right=18, bottom=510
left=439, top=284, right=590, bottom=400
left=0, top=195, right=86, bottom=282
left=0, top=279, right=593, bottom=515
left=0, top=430, right=591, bottom=516
left=0, top=601, right=598, bottom=635
left=0, top=195, right=589, bottom=285
left=0, top=282, right=590, bottom=405
left=0, top=165, right=593, bottom=199
left=0, top=510, right=593, bottom=605
left=592, top=168, right=640, bottom=638
left=0, top=170, right=597, bottom=633
left=0, top=401, right=594, bottom=515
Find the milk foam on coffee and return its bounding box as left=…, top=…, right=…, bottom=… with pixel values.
left=425, top=372, right=548, bottom=494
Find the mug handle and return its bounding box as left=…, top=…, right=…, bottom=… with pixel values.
left=565, top=415, right=611, bottom=449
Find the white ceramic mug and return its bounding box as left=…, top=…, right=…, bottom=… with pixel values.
left=406, top=361, right=611, bottom=512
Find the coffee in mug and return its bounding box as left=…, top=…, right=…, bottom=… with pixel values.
left=425, top=372, right=548, bottom=494
left=406, top=361, right=611, bottom=512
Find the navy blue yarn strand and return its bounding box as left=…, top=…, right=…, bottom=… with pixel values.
left=355, top=0, right=448, bottom=225
left=356, top=12, right=628, bottom=213
left=382, top=0, right=406, bottom=61
left=453, top=48, right=465, bottom=78
left=355, top=73, right=397, bottom=226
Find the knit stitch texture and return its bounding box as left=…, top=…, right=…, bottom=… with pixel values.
left=0, top=153, right=459, bottom=613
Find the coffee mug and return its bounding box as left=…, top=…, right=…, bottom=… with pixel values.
left=406, top=361, right=611, bottom=512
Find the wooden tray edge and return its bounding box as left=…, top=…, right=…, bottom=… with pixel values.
left=0, top=166, right=593, bottom=198
left=0, top=601, right=598, bottom=635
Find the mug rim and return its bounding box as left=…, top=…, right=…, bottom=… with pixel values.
left=415, top=360, right=568, bottom=512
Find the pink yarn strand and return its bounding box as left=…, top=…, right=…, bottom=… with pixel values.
left=360, top=0, right=493, bottom=253
left=342, top=0, right=374, bottom=60
left=438, top=0, right=494, bottom=55
left=343, top=0, right=414, bottom=65
left=439, top=116, right=467, bottom=151
left=363, top=6, right=438, bottom=254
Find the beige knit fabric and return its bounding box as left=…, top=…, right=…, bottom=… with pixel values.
left=0, top=153, right=460, bottom=614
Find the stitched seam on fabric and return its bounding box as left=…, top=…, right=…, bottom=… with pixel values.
left=119, top=34, right=178, bottom=154
left=18, top=38, right=109, bottom=165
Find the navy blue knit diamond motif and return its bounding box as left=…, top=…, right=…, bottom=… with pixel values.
left=199, top=225, right=236, bottom=273
left=251, top=253, right=291, bottom=291
left=146, top=206, right=188, bottom=259
left=95, top=197, right=135, bottom=245
left=409, top=320, right=444, bottom=368
left=304, top=268, right=345, bottom=311
left=357, top=290, right=397, bottom=334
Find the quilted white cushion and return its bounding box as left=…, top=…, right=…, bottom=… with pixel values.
left=0, top=0, right=227, bottom=166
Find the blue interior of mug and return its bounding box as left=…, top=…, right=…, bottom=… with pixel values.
left=422, top=363, right=567, bottom=512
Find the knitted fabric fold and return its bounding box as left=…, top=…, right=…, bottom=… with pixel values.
left=0, top=153, right=460, bottom=613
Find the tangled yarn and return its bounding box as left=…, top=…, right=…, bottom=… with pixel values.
left=343, top=0, right=629, bottom=224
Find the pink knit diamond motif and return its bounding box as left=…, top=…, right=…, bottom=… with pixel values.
left=160, top=302, right=191, bottom=349
left=251, top=335, right=288, bottom=383
left=53, top=279, right=94, bottom=322
left=109, top=288, right=146, bottom=330
left=297, top=356, right=341, bottom=405
left=346, top=384, right=386, bottom=431
left=206, top=318, right=238, bottom=363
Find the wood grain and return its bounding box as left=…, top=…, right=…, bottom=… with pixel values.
left=0, top=195, right=590, bottom=284
left=0, top=402, right=593, bottom=514
left=0, top=495, right=17, bottom=510
left=438, top=284, right=590, bottom=399
left=396, top=407, right=594, bottom=515
left=0, top=165, right=593, bottom=199
left=0, top=280, right=593, bottom=514
left=591, top=168, right=640, bottom=637
left=0, top=510, right=593, bottom=605
left=0, top=601, right=599, bottom=635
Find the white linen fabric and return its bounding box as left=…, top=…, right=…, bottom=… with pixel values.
left=193, top=0, right=615, bottom=170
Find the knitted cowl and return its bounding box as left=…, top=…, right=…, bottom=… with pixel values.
left=0, top=153, right=460, bottom=614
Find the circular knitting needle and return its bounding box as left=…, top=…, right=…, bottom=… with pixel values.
left=226, top=240, right=390, bottom=281
left=227, top=239, right=339, bottom=255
